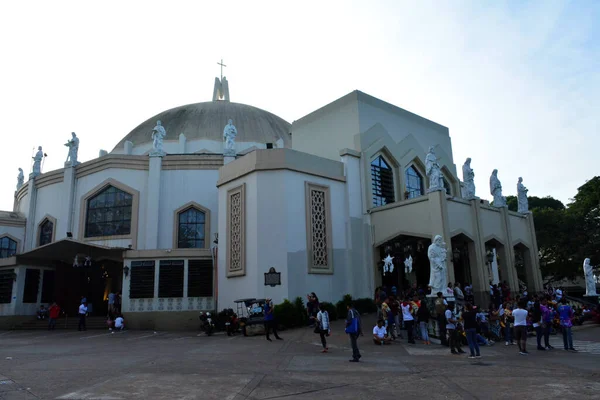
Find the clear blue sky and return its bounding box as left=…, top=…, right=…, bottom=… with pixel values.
left=0, top=0, right=598, bottom=210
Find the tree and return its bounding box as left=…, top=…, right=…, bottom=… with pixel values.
left=506, top=195, right=565, bottom=213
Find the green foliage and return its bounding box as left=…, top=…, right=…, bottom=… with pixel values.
left=273, top=299, right=298, bottom=329
left=293, top=297, right=307, bottom=326
left=354, top=298, right=377, bottom=314
left=320, top=301, right=338, bottom=321
left=506, top=195, right=565, bottom=213
left=335, top=294, right=353, bottom=318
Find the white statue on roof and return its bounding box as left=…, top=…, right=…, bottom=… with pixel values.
left=16, top=168, right=24, bottom=190
left=151, top=120, right=167, bottom=156
left=426, top=146, right=444, bottom=192
left=223, top=119, right=237, bottom=156
left=64, top=132, right=79, bottom=166
left=462, top=158, right=476, bottom=199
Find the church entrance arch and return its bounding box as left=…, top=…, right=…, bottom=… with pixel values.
left=450, top=234, right=473, bottom=288
left=377, top=234, right=431, bottom=293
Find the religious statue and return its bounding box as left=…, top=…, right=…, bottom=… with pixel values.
left=425, top=146, right=444, bottom=192
left=404, top=255, right=413, bottom=274
left=32, top=146, right=44, bottom=176
left=16, top=168, right=24, bottom=190
left=428, top=235, right=448, bottom=295
left=151, top=120, right=167, bottom=155
left=489, top=169, right=506, bottom=207
left=223, top=119, right=237, bottom=155
left=583, top=258, right=597, bottom=297
left=462, top=158, right=476, bottom=199
left=382, top=254, right=394, bottom=275
left=64, top=132, right=79, bottom=166
left=517, top=177, right=529, bottom=213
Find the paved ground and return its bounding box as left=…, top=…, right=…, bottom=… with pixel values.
left=0, top=316, right=599, bottom=399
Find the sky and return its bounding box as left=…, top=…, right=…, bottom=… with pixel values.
left=0, top=0, right=598, bottom=211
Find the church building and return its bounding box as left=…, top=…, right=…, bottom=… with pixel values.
left=0, top=76, right=543, bottom=329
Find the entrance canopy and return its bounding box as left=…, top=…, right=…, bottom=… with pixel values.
left=17, top=238, right=125, bottom=265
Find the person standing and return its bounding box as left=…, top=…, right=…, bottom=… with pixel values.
left=345, top=302, right=362, bottom=362
left=401, top=299, right=416, bottom=344
left=540, top=298, right=554, bottom=350
left=558, top=298, right=577, bottom=351
left=462, top=303, right=481, bottom=359
left=48, top=302, right=60, bottom=331
left=108, top=291, right=116, bottom=315
left=446, top=304, right=465, bottom=355
left=531, top=300, right=544, bottom=351
left=417, top=299, right=431, bottom=345
left=316, top=303, right=330, bottom=352
left=435, top=292, right=448, bottom=346
left=264, top=298, right=282, bottom=341
left=78, top=302, right=88, bottom=331
left=513, top=300, right=529, bottom=355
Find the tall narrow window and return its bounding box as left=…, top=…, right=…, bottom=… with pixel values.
left=405, top=166, right=424, bottom=199
left=227, top=184, right=245, bottom=277
left=0, top=237, right=17, bottom=259
left=305, top=182, right=333, bottom=274
left=177, top=208, right=206, bottom=248
left=371, top=156, right=395, bottom=207
left=23, top=269, right=40, bottom=303
left=443, top=177, right=452, bottom=196
left=39, top=219, right=54, bottom=246
left=188, top=259, right=213, bottom=297
left=0, top=269, right=13, bottom=304
left=85, top=185, right=133, bottom=237
left=159, top=260, right=184, bottom=298
left=130, top=261, right=155, bottom=299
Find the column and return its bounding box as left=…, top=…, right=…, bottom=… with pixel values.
left=525, top=213, right=543, bottom=292
left=178, top=133, right=187, bottom=153
left=427, top=190, right=454, bottom=284
left=499, top=207, right=519, bottom=293
left=145, top=155, right=163, bottom=249
left=24, top=178, right=38, bottom=252
left=470, top=199, right=490, bottom=307
left=64, top=165, right=77, bottom=236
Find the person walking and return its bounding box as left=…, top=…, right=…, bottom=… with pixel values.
left=345, top=302, right=362, bottom=362
left=462, top=303, right=481, bottom=359
left=417, top=299, right=431, bottom=345
left=558, top=298, right=577, bottom=352
left=78, top=302, right=88, bottom=331
left=264, top=298, right=282, bottom=341
left=513, top=300, right=529, bottom=355
left=316, top=303, right=330, bottom=352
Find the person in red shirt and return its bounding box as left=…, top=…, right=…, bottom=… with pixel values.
left=48, top=302, right=60, bottom=330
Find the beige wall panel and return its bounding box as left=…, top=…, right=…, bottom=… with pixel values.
left=508, top=214, right=530, bottom=247
left=447, top=200, right=475, bottom=239
left=479, top=207, right=505, bottom=243
left=371, top=199, right=431, bottom=246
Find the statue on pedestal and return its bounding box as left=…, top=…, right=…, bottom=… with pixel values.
left=223, top=119, right=237, bottom=155
left=16, top=168, right=24, bottom=190
left=583, top=258, right=597, bottom=296
left=64, top=132, right=79, bottom=166
left=517, top=177, right=529, bottom=213
left=428, top=235, right=448, bottom=295
left=489, top=169, right=506, bottom=207
left=32, top=146, right=44, bottom=176
left=462, top=158, right=476, bottom=199
left=151, top=120, right=167, bottom=155
left=425, top=146, right=444, bottom=192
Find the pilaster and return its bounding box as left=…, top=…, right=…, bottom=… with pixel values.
left=145, top=155, right=163, bottom=249
left=178, top=133, right=187, bottom=153
left=64, top=166, right=77, bottom=236
left=24, top=179, right=38, bottom=252
left=499, top=207, right=519, bottom=292
left=469, top=198, right=488, bottom=306
left=428, top=190, right=455, bottom=284
left=526, top=213, right=543, bottom=291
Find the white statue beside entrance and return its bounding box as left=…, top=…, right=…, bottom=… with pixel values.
left=223, top=119, right=237, bottom=156
left=583, top=258, right=597, bottom=297
left=491, top=248, right=500, bottom=285
left=16, top=168, right=24, bottom=190
left=404, top=255, right=413, bottom=274
left=382, top=254, right=394, bottom=275
left=425, top=146, right=444, bottom=192
left=490, top=169, right=506, bottom=207
left=151, top=120, right=167, bottom=156
left=64, top=132, right=79, bottom=166
left=462, top=158, right=476, bottom=199
left=517, top=177, right=529, bottom=213
left=428, top=235, right=448, bottom=295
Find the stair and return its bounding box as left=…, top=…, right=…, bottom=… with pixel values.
left=12, top=317, right=109, bottom=330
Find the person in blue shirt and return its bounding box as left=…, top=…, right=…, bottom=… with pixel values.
left=264, top=298, right=282, bottom=342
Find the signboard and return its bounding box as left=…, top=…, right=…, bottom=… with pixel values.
left=264, top=267, right=281, bottom=287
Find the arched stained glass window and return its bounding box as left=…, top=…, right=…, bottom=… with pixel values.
left=371, top=156, right=395, bottom=207
left=0, top=237, right=17, bottom=259
left=85, top=185, right=133, bottom=237
left=405, top=166, right=424, bottom=199
left=178, top=208, right=206, bottom=248
left=39, top=219, right=53, bottom=246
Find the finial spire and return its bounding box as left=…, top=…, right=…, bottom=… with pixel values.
left=213, top=59, right=230, bottom=101
left=217, top=58, right=226, bottom=80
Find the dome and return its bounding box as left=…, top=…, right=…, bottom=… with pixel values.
left=113, top=101, right=291, bottom=152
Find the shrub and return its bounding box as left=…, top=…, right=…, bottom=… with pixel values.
left=335, top=294, right=353, bottom=318
left=320, top=301, right=338, bottom=321
left=293, top=297, right=308, bottom=326
left=274, top=299, right=297, bottom=328
left=354, top=298, right=377, bottom=314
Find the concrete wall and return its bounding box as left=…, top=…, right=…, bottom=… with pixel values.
left=447, top=199, right=475, bottom=238
left=0, top=265, right=53, bottom=317
left=158, top=170, right=219, bottom=249
left=0, top=225, right=25, bottom=252
left=33, top=182, right=70, bottom=245
left=479, top=206, right=504, bottom=242
left=507, top=213, right=530, bottom=247
left=370, top=197, right=432, bottom=246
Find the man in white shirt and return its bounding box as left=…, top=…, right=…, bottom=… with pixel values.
left=78, top=302, right=88, bottom=331
left=114, top=315, right=125, bottom=331
left=372, top=320, right=391, bottom=345
left=445, top=304, right=465, bottom=354
left=512, top=300, right=529, bottom=355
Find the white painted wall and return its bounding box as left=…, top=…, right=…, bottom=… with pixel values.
left=33, top=183, right=70, bottom=245
left=479, top=207, right=504, bottom=242
left=447, top=200, right=475, bottom=238
left=0, top=225, right=25, bottom=252
left=158, top=170, right=219, bottom=249
left=508, top=214, right=530, bottom=247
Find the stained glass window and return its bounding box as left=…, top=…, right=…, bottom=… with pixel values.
left=39, top=219, right=53, bottom=246
left=405, top=166, right=424, bottom=199
left=371, top=156, right=395, bottom=207
left=85, top=186, right=132, bottom=237
left=177, top=208, right=206, bottom=248
left=0, top=237, right=17, bottom=259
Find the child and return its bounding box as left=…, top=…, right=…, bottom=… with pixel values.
left=114, top=315, right=125, bottom=331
